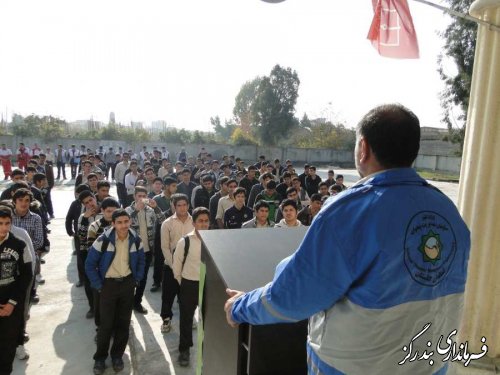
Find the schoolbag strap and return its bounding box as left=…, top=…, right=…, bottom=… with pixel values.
left=182, top=235, right=190, bottom=269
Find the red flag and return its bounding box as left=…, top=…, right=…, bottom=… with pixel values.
left=367, top=0, right=420, bottom=59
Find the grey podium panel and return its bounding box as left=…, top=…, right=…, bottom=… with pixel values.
left=200, top=227, right=308, bottom=291
left=199, top=227, right=309, bottom=375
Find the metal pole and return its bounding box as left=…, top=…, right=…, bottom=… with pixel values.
left=411, top=0, right=500, bottom=32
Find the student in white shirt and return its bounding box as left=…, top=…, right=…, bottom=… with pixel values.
left=172, top=207, right=209, bottom=367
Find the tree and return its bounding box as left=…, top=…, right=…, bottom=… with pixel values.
left=290, top=119, right=355, bottom=150
left=99, top=123, right=122, bottom=140
left=40, top=116, right=65, bottom=142
left=210, top=116, right=236, bottom=141
left=230, top=127, right=258, bottom=146
left=438, top=0, right=477, bottom=152
left=233, top=65, right=300, bottom=146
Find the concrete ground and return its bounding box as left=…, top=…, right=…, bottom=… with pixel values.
left=6, top=167, right=491, bottom=375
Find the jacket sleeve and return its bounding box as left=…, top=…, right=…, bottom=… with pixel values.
left=231, top=214, right=356, bottom=325
left=85, top=239, right=103, bottom=290
left=135, top=239, right=146, bottom=283
left=172, top=238, right=185, bottom=284
left=65, top=201, right=77, bottom=236
left=9, top=244, right=33, bottom=306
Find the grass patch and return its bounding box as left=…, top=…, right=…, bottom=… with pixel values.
left=417, top=169, right=460, bottom=182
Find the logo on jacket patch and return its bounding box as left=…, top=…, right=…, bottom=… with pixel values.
left=419, top=231, right=442, bottom=264
left=404, top=211, right=457, bottom=286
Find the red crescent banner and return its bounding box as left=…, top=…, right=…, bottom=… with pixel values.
left=368, top=0, right=420, bottom=59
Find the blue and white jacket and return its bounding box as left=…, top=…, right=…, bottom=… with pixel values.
left=85, top=227, right=146, bottom=291
left=231, top=168, right=470, bottom=375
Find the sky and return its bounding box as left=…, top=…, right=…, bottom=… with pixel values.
left=0, top=0, right=457, bottom=131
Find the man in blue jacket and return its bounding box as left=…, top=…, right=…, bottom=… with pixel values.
left=85, top=209, right=145, bottom=375
left=225, top=104, right=471, bottom=375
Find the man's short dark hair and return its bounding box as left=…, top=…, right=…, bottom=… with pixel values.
left=10, top=182, right=30, bottom=194
left=78, top=190, right=95, bottom=203
left=33, top=173, right=47, bottom=185
left=201, top=175, right=213, bottom=183
left=171, top=193, right=189, bottom=208
left=192, top=207, right=210, bottom=222
left=227, top=179, right=238, bottom=187
left=163, top=177, right=177, bottom=186
left=83, top=160, right=92, bottom=166
left=153, top=177, right=163, bottom=184
left=75, top=184, right=91, bottom=195
left=286, top=187, right=297, bottom=196
left=310, top=193, right=322, bottom=202
left=254, top=200, right=269, bottom=211
left=309, top=166, right=316, bottom=171
left=182, top=168, right=191, bottom=174
left=260, top=172, right=273, bottom=181
left=319, top=182, right=328, bottom=189
left=101, top=197, right=120, bottom=210
left=87, top=173, right=98, bottom=181
left=336, top=175, right=344, bottom=180
left=357, top=103, right=420, bottom=168
left=134, top=186, right=148, bottom=196
left=282, top=172, right=291, bottom=179
left=247, top=165, right=257, bottom=171
left=219, top=176, right=230, bottom=186
left=330, top=184, right=343, bottom=193
left=112, top=209, right=130, bottom=222
left=233, top=187, right=246, bottom=198
left=11, top=169, right=25, bottom=178
left=12, top=188, right=33, bottom=203
left=26, top=166, right=36, bottom=173
left=97, top=180, right=110, bottom=190
left=0, top=206, right=13, bottom=221
left=281, top=198, right=297, bottom=211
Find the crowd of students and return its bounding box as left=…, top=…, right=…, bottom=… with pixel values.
left=0, top=143, right=349, bottom=375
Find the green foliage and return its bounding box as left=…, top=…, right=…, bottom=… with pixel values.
left=233, top=65, right=300, bottom=146
left=210, top=116, right=237, bottom=141
left=159, top=128, right=217, bottom=145
left=230, top=128, right=258, bottom=146
left=99, top=123, right=122, bottom=140
left=438, top=0, right=477, bottom=152
left=10, top=113, right=67, bottom=141
left=291, top=119, right=356, bottom=150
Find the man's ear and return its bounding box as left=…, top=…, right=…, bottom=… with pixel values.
left=358, top=137, right=371, bottom=164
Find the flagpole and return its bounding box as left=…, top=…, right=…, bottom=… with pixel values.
left=411, top=0, right=500, bottom=32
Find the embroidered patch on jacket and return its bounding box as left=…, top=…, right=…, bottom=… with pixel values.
left=404, top=211, right=457, bottom=286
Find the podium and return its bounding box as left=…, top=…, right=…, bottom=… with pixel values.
left=199, top=227, right=309, bottom=375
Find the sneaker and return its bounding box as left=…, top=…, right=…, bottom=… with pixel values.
left=134, top=304, right=148, bottom=314
left=31, top=294, right=40, bottom=304
left=93, top=359, right=106, bottom=375
left=75, top=280, right=83, bottom=287
left=112, top=357, right=124, bottom=372
left=16, top=345, right=29, bottom=360
left=36, top=274, right=45, bottom=284
left=50, top=214, right=55, bottom=219
left=150, top=283, right=160, bottom=292
left=86, top=309, right=94, bottom=319
left=23, top=331, right=30, bottom=343
left=178, top=350, right=190, bottom=367
left=161, top=318, right=172, bottom=333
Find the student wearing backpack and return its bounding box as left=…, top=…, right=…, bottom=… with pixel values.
left=159, top=194, right=194, bottom=334
left=85, top=209, right=145, bottom=375
left=172, top=207, right=210, bottom=367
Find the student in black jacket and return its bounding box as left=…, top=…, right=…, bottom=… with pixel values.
left=0, top=206, right=33, bottom=375
left=65, top=184, right=90, bottom=286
